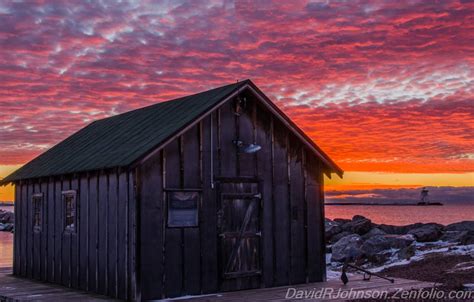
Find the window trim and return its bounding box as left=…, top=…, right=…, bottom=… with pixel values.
left=166, top=190, right=200, bottom=228
left=62, top=190, right=77, bottom=234
left=32, top=193, right=43, bottom=233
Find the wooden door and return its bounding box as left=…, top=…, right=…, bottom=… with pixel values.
left=217, top=180, right=261, bottom=291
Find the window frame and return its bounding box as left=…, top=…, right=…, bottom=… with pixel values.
left=62, top=190, right=77, bottom=234
left=166, top=189, right=200, bottom=228
left=32, top=193, right=43, bottom=233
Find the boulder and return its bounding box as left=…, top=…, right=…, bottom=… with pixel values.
left=362, top=227, right=386, bottom=240
left=352, top=215, right=369, bottom=221
left=441, top=231, right=468, bottom=243
left=397, top=244, right=416, bottom=260
left=361, top=234, right=414, bottom=257
left=329, top=231, right=352, bottom=244
left=331, top=234, right=364, bottom=262
left=367, top=251, right=392, bottom=265
left=325, top=220, right=342, bottom=241
left=460, top=231, right=474, bottom=245
left=334, top=218, right=351, bottom=224
left=0, top=211, right=14, bottom=224
left=446, top=221, right=474, bottom=232
left=377, top=223, right=424, bottom=235
left=408, top=223, right=444, bottom=242
left=342, top=216, right=372, bottom=235
left=3, top=223, right=13, bottom=232
left=0, top=223, right=5, bottom=231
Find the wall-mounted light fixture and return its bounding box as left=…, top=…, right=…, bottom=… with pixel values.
left=233, top=140, right=262, bottom=154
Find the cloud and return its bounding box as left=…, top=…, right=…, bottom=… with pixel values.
left=0, top=0, right=473, bottom=174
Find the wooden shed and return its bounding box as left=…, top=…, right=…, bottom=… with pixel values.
left=1, top=80, right=343, bottom=301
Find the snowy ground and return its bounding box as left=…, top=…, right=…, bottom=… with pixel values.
left=327, top=243, right=474, bottom=280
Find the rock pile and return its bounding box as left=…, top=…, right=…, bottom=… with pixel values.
left=326, top=216, right=474, bottom=265
left=0, top=210, right=14, bottom=232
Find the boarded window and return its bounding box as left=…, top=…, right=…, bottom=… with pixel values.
left=63, top=190, right=77, bottom=233
left=32, top=193, right=43, bottom=232
left=167, top=191, right=199, bottom=227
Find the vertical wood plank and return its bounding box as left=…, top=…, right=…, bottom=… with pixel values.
left=289, top=138, right=306, bottom=284
left=164, top=140, right=183, bottom=298
left=79, top=175, right=89, bottom=290
left=71, top=177, right=79, bottom=288
left=219, top=101, right=237, bottom=177
left=13, top=184, right=21, bottom=275
left=256, top=107, right=273, bottom=287
left=88, top=174, right=98, bottom=292
left=41, top=180, right=48, bottom=281
left=47, top=178, right=55, bottom=282
left=182, top=125, right=201, bottom=295
left=61, top=179, right=71, bottom=287
left=27, top=181, right=33, bottom=279
left=107, top=172, right=118, bottom=297
left=238, top=99, right=255, bottom=176
left=272, top=121, right=290, bottom=286
left=140, top=151, right=164, bottom=300
left=54, top=179, right=62, bottom=284
left=128, top=171, right=137, bottom=301
left=117, top=172, right=128, bottom=299
left=200, top=116, right=218, bottom=293
left=97, top=173, right=108, bottom=294
left=33, top=181, right=41, bottom=280
left=306, top=152, right=322, bottom=282
left=20, top=183, right=27, bottom=277
left=316, top=165, right=326, bottom=281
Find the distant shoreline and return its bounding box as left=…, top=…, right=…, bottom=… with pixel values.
left=0, top=202, right=14, bottom=206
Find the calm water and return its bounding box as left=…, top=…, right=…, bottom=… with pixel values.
left=0, top=232, right=12, bottom=268
left=0, top=206, right=14, bottom=267
left=325, top=203, right=474, bottom=225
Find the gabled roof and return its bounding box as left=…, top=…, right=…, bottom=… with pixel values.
left=1, top=80, right=342, bottom=184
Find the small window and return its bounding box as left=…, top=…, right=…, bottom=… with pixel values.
left=32, top=193, right=43, bottom=232
left=167, top=191, right=199, bottom=227
left=63, top=190, right=77, bottom=233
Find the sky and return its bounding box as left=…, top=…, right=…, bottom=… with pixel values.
left=0, top=0, right=473, bottom=201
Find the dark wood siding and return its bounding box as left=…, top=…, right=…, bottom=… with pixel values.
left=13, top=170, right=136, bottom=300
left=139, top=150, right=163, bottom=299
left=272, top=120, right=290, bottom=286
left=13, top=183, right=21, bottom=275
left=200, top=115, right=219, bottom=293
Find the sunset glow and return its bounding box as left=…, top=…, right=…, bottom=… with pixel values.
left=1, top=1, right=473, bottom=201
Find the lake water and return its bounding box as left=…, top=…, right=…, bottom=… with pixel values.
left=325, top=203, right=474, bottom=225
left=0, top=232, right=12, bottom=268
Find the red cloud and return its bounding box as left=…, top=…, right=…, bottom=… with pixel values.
left=0, top=1, right=473, bottom=174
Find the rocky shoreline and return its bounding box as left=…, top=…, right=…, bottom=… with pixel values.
left=0, top=209, right=14, bottom=232
left=326, top=215, right=474, bottom=291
